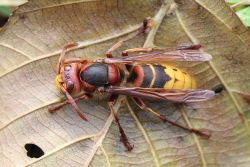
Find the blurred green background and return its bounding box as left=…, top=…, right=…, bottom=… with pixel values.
left=0, top=0, right=250, bottom=28
left=0, top=6, right=11, bottom=27
left=227, top=0, right=250, bottom=28
left=0, top=0, right=27, bottom=27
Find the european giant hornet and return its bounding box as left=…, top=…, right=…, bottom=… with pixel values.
left=48, top=18, right=214, bottom=151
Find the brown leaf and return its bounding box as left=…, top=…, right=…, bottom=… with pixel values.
left=0, top=0, right=250, bottom=167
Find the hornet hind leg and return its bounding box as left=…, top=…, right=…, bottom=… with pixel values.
left=132, top=97, right=210, bottom=138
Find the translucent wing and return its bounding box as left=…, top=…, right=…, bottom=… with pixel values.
left=104, top=86, right=215, bottom=103
left=98, top=50, right=212, bottom=64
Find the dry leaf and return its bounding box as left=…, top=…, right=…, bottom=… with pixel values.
left=0, top=0, right=250, bottom=167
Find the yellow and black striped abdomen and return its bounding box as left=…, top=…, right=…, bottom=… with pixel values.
left=129, top=64, right=196, bottom=90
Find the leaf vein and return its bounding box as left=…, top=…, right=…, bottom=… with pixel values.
left=0, top=24, right=141, bottom=78
left=0, top=43, right=32, bottom=59
left=16, top=0, right=101, bottom=14
left=100, top=145, right=112, bottom=167
left=126, top=99, right=161, bottom=167
left=24, top=134, right=96, bottom=167
left=175, top=9, right=250, bottom=135
left=179, top=106, right=207, bottom=167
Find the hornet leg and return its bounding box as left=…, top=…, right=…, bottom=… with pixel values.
left=132, top=97, right=210, bottom=138
left=106, top=17, right=154, bottom=58
left=108, top=95, right=134, bottom=151
left=48, top=94, right=91, bottom=117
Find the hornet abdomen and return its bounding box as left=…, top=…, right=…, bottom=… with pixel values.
left=128, top=64, right=196, bottom=90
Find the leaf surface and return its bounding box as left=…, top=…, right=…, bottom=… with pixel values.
left=0, top=0, right=250, bottom=167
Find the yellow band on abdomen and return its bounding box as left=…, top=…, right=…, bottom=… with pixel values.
left=149, top=65, right=156, bottom=88
left=162, top=64, right=195, bottom=90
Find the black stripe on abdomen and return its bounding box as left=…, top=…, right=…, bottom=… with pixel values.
left=152, top=65, right=171, bottom=88
left=141, top=65, right=153, bottom=88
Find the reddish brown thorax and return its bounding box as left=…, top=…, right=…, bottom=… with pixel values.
left=75, top=62, right=122, bottom=92
left=78, top=62, right=95, bottom=92
left=108, top=64, right=121, bottom=85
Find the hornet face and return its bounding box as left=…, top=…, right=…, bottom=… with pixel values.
left=55, top=63, right=81, bottom=94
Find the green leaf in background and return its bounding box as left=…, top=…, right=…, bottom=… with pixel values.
left=237, top=6, right=250, bottom=27
left=0, top=6, right=11, bottom=17
left=227, top=0, right=243, bottom=4
left=227, top=0, right=249, bottom=10
left=0, top=0, right=27, bottom=18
